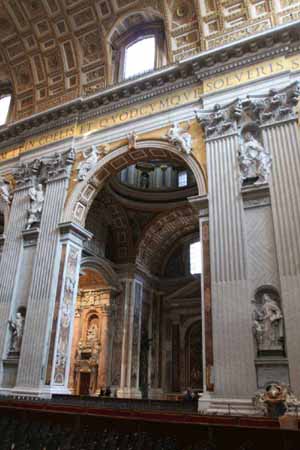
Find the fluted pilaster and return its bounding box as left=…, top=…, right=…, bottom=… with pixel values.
left=263, top=120, right=300, bottom=396
left=0, top=186, right=30, bottom=383
left=207, top=134, right=256, bottom=397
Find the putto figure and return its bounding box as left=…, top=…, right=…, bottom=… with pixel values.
left=26, top=182, right=44, bottom=230
left=77, top=145, right=100, bottom=181
left=166, top=122, right=192, bottom=155
left=239, top=131, right=271, bottom=185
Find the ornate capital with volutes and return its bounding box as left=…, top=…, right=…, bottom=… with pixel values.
left=195, top=102, right=238, bottom=139
left=13, top=147, right=76, bottom=188
left=195, top=81, right=300, bottom=139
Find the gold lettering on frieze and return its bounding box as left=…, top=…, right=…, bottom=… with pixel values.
left=0, top=85, right=203, bottom=161
left=203, top=54, right=300, bottom=94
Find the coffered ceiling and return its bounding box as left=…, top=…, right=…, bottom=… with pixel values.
left=0, top=0, right=299, bottom=121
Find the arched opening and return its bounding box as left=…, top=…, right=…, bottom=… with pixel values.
left=0, top=94, right=11, bottom=126
left=66, top=140, right=206, bottom=398
left=107, top=10, right=167, bottom=83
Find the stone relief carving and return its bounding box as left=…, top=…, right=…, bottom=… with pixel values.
left=8, top=310, right=25, bottom=354
left=54, top=245, right=80, bottom=385
left=77, top=145, right=100, bottom=181
left=26, top=181, right=45, bottom=230
left=166, top=122, right=192, bottom=154
left=0, top=177, right=10, bottom=204
left=239, top=129, right=272, bottom=185
left=252, top=288, right=284, bottom=355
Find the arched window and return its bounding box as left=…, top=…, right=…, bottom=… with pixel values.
left=124, top=36, right=156, bottom=79
left=109, top=20, right=167, bottom=82
left=0, top=95, right=11, bottom=126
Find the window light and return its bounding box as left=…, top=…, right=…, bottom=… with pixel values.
left=0, top=95, right=11, bottom=126
left=178, top=170, right=188, bottom=187
left=190, top=241, right=202, bottom=275
left=124, top=37, right=155, bottom=79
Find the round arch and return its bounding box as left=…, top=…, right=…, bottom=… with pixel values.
left=80, top=256, right=120, bottom=290
left=64, top=139, right=206, bottom=227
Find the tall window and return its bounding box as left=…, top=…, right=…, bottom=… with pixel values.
left=178, top=170, right=188, bottom=187
left=124, top=37, right=155, bottom=79
left=190, top=241, right=202, bottom=274
left=0, top=95, right=11, bottom=126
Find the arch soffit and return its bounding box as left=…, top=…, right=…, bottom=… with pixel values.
left=80, top=256, right=119, bottom=290
left=135, top=205, right=198, bottom=273
left=65, top=139, right=206, bottom=226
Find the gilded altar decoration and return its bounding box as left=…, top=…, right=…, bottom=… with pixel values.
left=77, top=145, right=100, bottom=181
left=165, top=122, right=192, bottom=154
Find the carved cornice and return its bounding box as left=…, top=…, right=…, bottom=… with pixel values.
left=0, top=21, right=300, bottom=151
left=13, top=148, right=76, bottom=187
left=196, top=81, right=300, bottom=139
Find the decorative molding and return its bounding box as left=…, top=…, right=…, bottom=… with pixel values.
left=13, top=148, right=76, bottom=188
left=195, top=81, right=300, bottom=139
left=0, top=22, right=299, bottom=151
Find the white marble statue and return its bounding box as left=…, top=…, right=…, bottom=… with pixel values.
left=77, top=145, right=99, bottom=181
left=166, top=122, right=192, bottom=154
left=128, top=131, right=137, bottom=150
left=0, top=177, right=10, bottom=204
left=8, top=312, right=25, bottom=353
left=253, top=293, right=284, bottom=352
left=26, top=183, right=44, bottom=230
left=239, top=131, right=271, bottom=185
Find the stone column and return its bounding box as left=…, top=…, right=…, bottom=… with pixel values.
left=14, top=150, right=80, bottom=396
left=118, top=277, right=143, bottom=398
left=46, top=222, right=92, bottom=395
left=189, top=194, right=214, bottom=402
left=98, top=302, right=113, bottom=389
left=262, top=101, right=300, bottom=396
left=148, top=291, right=163, bottom=399
left=0, top=180, right=31, bottom=388
left=196, top=107, right=257, bottom=400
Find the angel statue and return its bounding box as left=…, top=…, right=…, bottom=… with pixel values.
left=77, top=145, right=100, bottom=181
left=166, top=122, right=192, bottom=155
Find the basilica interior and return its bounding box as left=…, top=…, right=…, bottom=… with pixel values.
left=0, top=0, right=300, bottom=448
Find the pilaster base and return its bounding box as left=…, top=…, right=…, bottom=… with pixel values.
left=148, top=388, right=164, bottom=400
left=198, top=394, right=260, bottom=416
left=117, top=387, right=142, bottom=399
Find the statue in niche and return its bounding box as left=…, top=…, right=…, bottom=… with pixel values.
left=252, top=291, right=284, bottom=354
left=77, top=145, right=99, bottom=181
left=166, top=122, right=192, bottom=154
left=0, top=177, right=10, bottom=204
left=87, top=322, right=98, bottom=342
left=26, top=182, right=44, bottom=230
left=8, top=311, right=25, bottom=353
left=238, top=130, right=271, bottom=185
